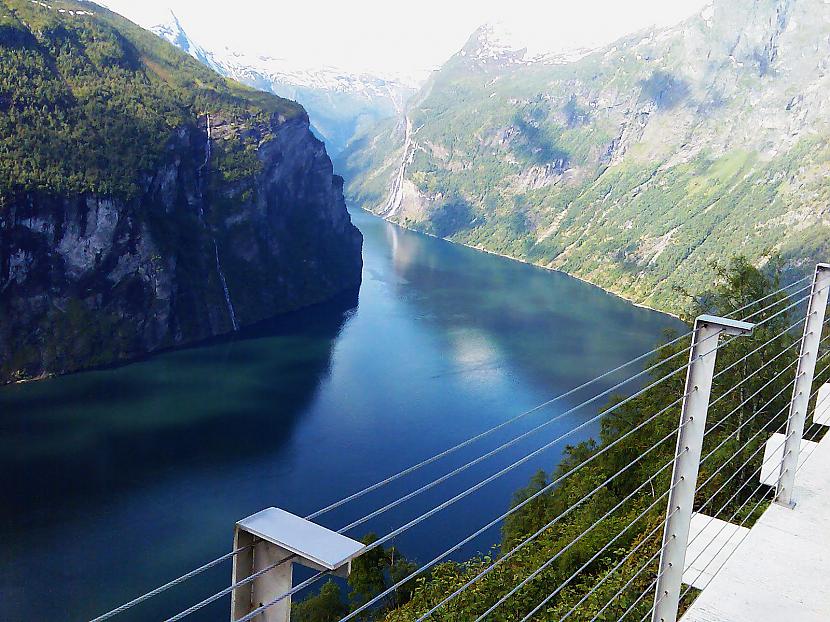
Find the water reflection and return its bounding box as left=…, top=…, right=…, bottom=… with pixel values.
left=380, top=211, right=677, bottom=394
left=0, top=291, right=358, bottom=523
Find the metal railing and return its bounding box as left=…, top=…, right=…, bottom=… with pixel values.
left=86, top=266, right=830, bottom=622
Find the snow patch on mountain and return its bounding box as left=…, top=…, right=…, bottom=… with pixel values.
left=151, top=12, right=416, bottom=100
left=152, top=10, right=220, bottom=72
left=206, top=47, right=414, bottom=109
left=462, top=22, right=594, bottom=66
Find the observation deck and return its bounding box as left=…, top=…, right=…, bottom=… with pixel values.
left=681, top=432, right=830, bottom=622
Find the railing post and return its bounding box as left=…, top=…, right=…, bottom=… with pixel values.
left=775, top=264, right=830, bottom=508
left=231, top=508, right=362, bottom=622
left=652, top=315, right=754, bottom=622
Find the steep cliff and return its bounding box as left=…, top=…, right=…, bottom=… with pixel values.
left=0, top=0, right=362, bottom=383
left=340, top=0, right=830, bottom=313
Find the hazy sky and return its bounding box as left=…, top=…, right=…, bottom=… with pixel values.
left=97, top=0, right=710, bottom=78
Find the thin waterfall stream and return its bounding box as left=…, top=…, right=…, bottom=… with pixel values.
left=214, top=239, right=239, bottom=330
left=198, top=112, right=239, bottom=331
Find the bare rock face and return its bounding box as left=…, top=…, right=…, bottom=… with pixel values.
left=0, top=112, right=362, bottom=383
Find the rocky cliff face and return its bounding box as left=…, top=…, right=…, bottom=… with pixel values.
left=0, top=0, right=362, bottom=383
left=340, top=0, right=830, bottom=313
left=0, top=111, right=361, bottom=383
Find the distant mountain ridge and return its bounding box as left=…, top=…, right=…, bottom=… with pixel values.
left=459, top=22, right=594, bottom=67
left=339, top=0, right=830, bottom=314
left=151, top=11, right=416, bottom=155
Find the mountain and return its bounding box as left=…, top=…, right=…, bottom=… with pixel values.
left=151, top=11, right=416, bottom=156
left=0, top=0, right=362, bottom=384
left=339, top=0, right=830, bottom=314
left=455, top=21, right=594, bottom=67
left=148, top=9, right=220, bottom=73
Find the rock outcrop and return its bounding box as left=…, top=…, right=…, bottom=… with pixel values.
left=0, top=110, right=362, bottom=383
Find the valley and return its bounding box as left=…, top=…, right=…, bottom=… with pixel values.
left=2, top=2, right=828, bottom=621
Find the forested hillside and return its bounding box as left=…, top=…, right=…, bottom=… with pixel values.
left=339, top=0, right=830, bottom=314
left=0, top=0, right=301, bottom=196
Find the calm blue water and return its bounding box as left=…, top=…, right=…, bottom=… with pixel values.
left=0, top=208, right=682, bottom=621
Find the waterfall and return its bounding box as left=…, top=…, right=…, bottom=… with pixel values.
left=197, top=113, right=211, bottom=173
left=383, top=116, right=414, bottom=217
left=213, top=240, right=239, bottom=331
left=197, top=112, right=239, bottom=332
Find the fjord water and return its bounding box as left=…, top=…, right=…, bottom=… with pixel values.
left=0, top=208, right=682, bottom=621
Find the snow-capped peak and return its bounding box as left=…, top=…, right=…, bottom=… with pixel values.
left=152, top=10, right=192, bottom=54
left=151, top=11, right=220, bottom=72
left=461, top=21, right=593, bottom=66
left=151, top=12, right=419, bottom=95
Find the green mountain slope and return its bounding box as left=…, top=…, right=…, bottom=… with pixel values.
left=0, top=0, right=300, bottom=196
left=339, top=0, right=830, bottom=313
left=0, top=0, right=362, bottom=383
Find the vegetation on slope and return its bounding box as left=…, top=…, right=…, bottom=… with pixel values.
left=0, top=0, right=362, bottom=384
left=340, top=0, right=830, bottom=314
left=293, top=534, right=418, bottom=622
left=0, top=0, right=301, bottom=199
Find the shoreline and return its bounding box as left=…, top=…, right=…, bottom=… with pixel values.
left=8, top=210, right=679, bottom=388
left=465, top=242, right=682, bottom=320
left=357, top=206, right=682, bottom=320
left=5, top=286, right=361, bottom=388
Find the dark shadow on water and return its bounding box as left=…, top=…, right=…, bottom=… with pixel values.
left=0, top=289, right=359, bottom=530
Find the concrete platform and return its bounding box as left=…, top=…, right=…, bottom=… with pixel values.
left=681, top=435, right=830, bottom=621
left=815, top=383, right=830, bottom=427
left=759, top=432, right=817, bottom=486
left=682, top=514, right=749, bottom=590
